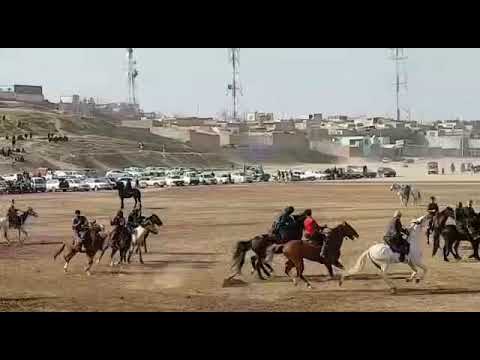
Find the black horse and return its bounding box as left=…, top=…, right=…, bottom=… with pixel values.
left=228, top=213, right=307, bottom=281
left=117, top=181, right=142, bottom=210
left=440, top=214, right=480, bottom=262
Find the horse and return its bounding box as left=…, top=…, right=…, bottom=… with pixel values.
left=339, top=215, right=430, bottom=294
left=97, top=214, right=163, bottom=266
left=438, top=214, right=480, bottom=262
left=268, top=222, right=359, bottom=289
left=228, top=213, right=307, bottom=281
left=53, top=221, right=108, bottom=276
left=390, top=183, right=421, bottom=207
left=430, top=206, right=455, bottom=256
left=116, top=181, right=142, bottom=210
left=0, top=207, right=38, bottom=245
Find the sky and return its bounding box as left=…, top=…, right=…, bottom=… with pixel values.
left=1, top=48, right=480, bottom=121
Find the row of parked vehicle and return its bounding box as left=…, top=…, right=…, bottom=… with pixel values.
left=273, top=166, right=397, bottom=182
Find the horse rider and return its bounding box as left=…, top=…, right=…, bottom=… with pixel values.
left=7, top=199, right=21, bottom=228
left=72, top=210, right=89, bottom=251
left=127, top=208, right=144, bottom=234
left=125, top=179, right=133, bottom=194
left=303, top=208, right=328, bottom=254
left=456, top=202, right=475, bottom=243
left=426, top=196, right=439, bottom=240
left=383, top=210, right=410, bottom=263
left=109, top=210, right=126, bottom=246
left=464, top=200, right=476, bottom=221
left=273, top=206, right=296, bottom=242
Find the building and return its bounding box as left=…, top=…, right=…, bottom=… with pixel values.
left=0, top=84, right=45, bottom=103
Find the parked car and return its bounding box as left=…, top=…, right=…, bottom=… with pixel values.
left=3, top=174, right=18, bottom=182
left=165, top=175, right=185, bottom=187
left=377, top=167, right=397, bottom=177
left=183, top=172, right=200, bottom=186
left=46, top=179, right=60, bottom=192
left=216, top=174, right=231, bottom=184
left=85, top=177, right=114, bottom=191
left=106, top=170, right=128, bottom=179
left=0, top=179, right=8, bottom=193
left=60, top=179, right=90, bottom=192
left=199, top=173, right=217, bottom=185
left=30, top=177, right=47, bottom=193
left=231, top=172, right=253, bottom=184
left=139, top=177, right=166, bottom=188
left=427, top=162, right=439, bottom=175
left=305, top=170, right=331, bottom=180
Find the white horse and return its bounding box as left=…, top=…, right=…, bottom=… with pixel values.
left=390, top=183, right=421, bottom=207
left=339, top=214, right=430, bottom=294
left=126, top=214, right=163, bottom=265
left=0, top=207, right=38, bottom=245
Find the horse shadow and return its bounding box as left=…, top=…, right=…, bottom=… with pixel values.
left=150, top=251, right=221, bottom=256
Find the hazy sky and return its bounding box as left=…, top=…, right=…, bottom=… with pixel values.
left=1, top=48, right=480, bottom=120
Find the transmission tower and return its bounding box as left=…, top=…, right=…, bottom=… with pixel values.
left=389, top=48, right=408, bottom=122
left=126, top=48, right=139, bottom=106
left=227, top=48, right=242, bottom=121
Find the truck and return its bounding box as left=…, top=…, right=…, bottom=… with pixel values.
left=427, top=162, right=439, bottom=175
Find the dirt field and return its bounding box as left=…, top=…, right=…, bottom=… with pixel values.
left=2, top=181, right=480, bottom=312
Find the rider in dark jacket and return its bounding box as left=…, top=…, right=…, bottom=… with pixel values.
left=110, top=210, right=126, bottom=245
left=274, top=206, right=296, bottom=241
left=127, top=208, right=144, bottom=234
left=384, top=210, right=410, bottom=262
left=464, top=200, right=476, bottom=222
left=72, top=210, right=89, bottom=251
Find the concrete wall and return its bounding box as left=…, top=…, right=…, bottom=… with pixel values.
left=272, top=132, right=308, bottom=150
left=309, top=140, right=349, bottom=158
left=0, top=92, right=44, bottom=103
left=150, top=127, right=190, bottom=142
left=121, top=120, right=153, bottom=128
left=426, top=135, right=462, bottom=149
left=189, top=130, right=220, bottom=152
left=0, top=92, right=16, bottom=101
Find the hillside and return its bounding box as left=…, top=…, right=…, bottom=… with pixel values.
left=0, top=104, right=233, bottom=173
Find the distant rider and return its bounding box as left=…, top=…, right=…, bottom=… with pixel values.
left=72, top=210, right=89, bottom=251
left=7, top=199, right=21, bottom=228
left=384, top=210, right=410, bottom=263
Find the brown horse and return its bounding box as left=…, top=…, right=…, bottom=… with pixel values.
left=53, top=221, right=108, bottom=275
left=269, top=222, right=359, bottom=288
left=1, top=207, right=39, bottom=245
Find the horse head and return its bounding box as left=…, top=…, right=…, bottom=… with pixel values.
left=148, top=214, right=163, bottom=227
left=341, top=221, right=359, bottom=241
left=143, top=219, right=159, bottom=235
left=26, top=207, right=38, bottom=217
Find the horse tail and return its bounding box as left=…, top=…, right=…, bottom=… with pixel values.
left=231, top=240, right=252, bottom=275
left=271, top=244, right=284, bottom=254
left=347, top=248, right=370, bottom=276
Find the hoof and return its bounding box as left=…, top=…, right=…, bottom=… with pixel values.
left=390, top=288, right=397, bottom=295
left=86, top=271, right=91, bottom=276
left=405, top=278, right=411, bottom=283
left=307, top=285, right=313, bottom=290
left=444, top=258, right=449, bottom=262
left=415, top=278, right=420, bottom=284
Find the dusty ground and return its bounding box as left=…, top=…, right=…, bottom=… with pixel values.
left=2, top=181, right=480, bottom=312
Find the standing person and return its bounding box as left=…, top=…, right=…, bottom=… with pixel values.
left=465, top=200, right=476, bottom=225
left=451, top=163, right=455, bottom=174
left=12, top=135, right=16, bottom=148
left=441, top=168, right=445, bottom=175
left=363, top=165, right=367, bottom=177
left=29, top=132, right=33, bottom=140
left=426, top=196, right=439, bottom=242
left=228, top=173, right=232, bottom=184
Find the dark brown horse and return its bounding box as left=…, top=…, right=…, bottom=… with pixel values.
left=228, top=213, right=307, bottom=281
left=269, top=222, right=359, bottom=288
left=431, top=206, right=454, bottom=257
left=53, top=221, right=108, bottom=275
left=439, top=214, right=480, bottom=262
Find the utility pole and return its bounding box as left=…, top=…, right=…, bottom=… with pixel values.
left=389, top=48, right=407, bottom=122
left=126, top=48, right=139, bottom=106
left=227, top=48, right=242, bottom=122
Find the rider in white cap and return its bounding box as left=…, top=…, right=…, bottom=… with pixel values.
left=384, top=210, right=410, bottom=262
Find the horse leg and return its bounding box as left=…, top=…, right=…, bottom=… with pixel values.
left=84, top=254, right=94, bottom=276
left=258, top=257, right=271, bottom=278
left=63, top=250, right=76, bottom=273
left=443, top=239, right=450, bottom=262
left=250, top=255, right=257, bottom=275
left=406, top=261, right=418, bottom=283
left=296, top=260, right=312, bottom=289
left=255, top=256, right=266, bottom=280
left=380, top=264, right=397, bottom=294
left=324, top=263, right=334, bottom=279
left=453, top=239, right=461, bottom=260
left=138, top=246, right=144, bottom=264
left=414, top=262, right=428, bottom=283
left=285, top=259, right=295, bottom=279
left=53, top=243, right=66, bottom=260
left=20, top=228, right=28, bottom=244
left=264, top=262, right=274, bottom=274
left=110, top=247, right=119, bottom=267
